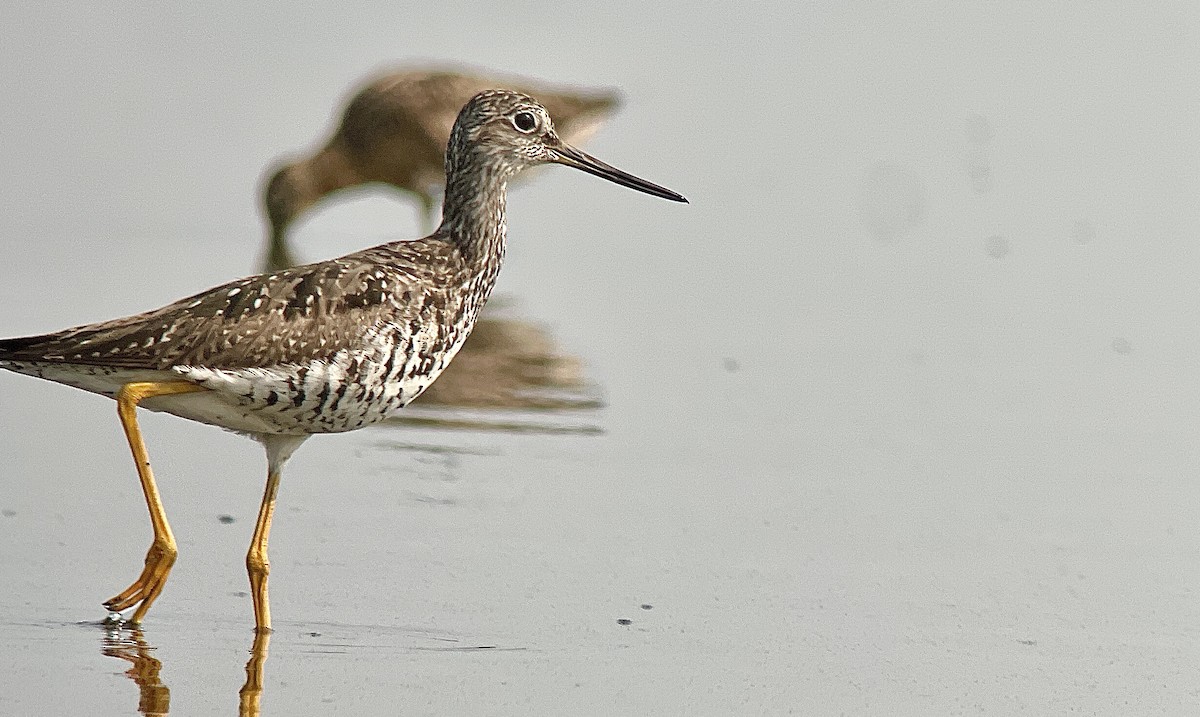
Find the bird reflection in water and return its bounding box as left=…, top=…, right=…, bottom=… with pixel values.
left=103, top=625, right=170, bottom=716
left=390, top=302, right=604, bottom=435
left=102, top=625, right=269, bottom=717
left=237, top=631, right=270, bottom=717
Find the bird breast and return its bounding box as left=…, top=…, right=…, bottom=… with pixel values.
left=169, top=301, right=476, bottom=436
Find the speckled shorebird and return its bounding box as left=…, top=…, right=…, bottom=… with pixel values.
left=0, top=90, right=685, bottom=631
left=262, top=67, right=621, bottom=270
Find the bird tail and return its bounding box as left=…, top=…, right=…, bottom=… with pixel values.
left=0, top=334, right=53, bottom=360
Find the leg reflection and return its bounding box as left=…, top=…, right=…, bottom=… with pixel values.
left=102, top=624, right=170, bottom=716
left=238, top=630, right=271, bottom=717
left=101, top=623, right=272, bottom=717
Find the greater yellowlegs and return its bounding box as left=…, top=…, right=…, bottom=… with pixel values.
left=0, top=90, right=685, bottom=631
left=262, top=67, right=621, bottom=270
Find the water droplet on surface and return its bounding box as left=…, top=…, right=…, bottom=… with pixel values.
left=858, top=163, right=926, bottom=242
left=966, top=158, right=993, bottom=193
left=1070, top=219, right=1095, bottom=245
left=964, top=113, right=993, bottom=144
left=985, top=235, right=1010, bottom=259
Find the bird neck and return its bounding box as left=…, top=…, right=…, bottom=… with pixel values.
left=439, top=152, right=511, bottom=270
left=264, top=143, right=360, bottom=239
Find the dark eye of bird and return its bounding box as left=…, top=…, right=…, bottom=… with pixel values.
left=512, top=111, right=537, bottom=132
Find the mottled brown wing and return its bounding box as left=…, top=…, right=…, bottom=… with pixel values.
left=0, top=240, right=465, bottom=371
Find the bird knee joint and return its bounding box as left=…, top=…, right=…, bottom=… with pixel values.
left=151, top=539, right=178, bottom=560
left=246, top=553, right=270, bottom=575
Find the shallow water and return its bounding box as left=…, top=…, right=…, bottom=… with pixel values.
left=3, top=2, right=1200, bottom=714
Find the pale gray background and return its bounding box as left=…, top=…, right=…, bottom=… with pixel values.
left=1, top=2, right=1198, bottom=714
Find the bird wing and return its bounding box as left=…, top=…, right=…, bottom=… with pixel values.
left=0, top=240, right=467, bottom=371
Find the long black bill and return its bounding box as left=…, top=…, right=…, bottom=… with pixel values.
left=550, top=143, right=688, bottom=203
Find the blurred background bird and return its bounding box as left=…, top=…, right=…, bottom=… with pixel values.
left=261, top=65, right=622, bottom=271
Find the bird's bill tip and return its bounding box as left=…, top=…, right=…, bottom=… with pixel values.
left=550, top=144, right=687, bottom=203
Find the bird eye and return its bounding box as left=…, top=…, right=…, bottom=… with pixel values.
left=511, top=111, right=538, bottom=133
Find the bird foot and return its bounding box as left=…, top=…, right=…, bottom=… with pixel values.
left=103, top=539, right=178, bottom=622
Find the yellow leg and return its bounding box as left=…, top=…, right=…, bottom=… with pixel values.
left=247, top=466, right=282, bottom=632
left=104, top=381, right=206, bottom=623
